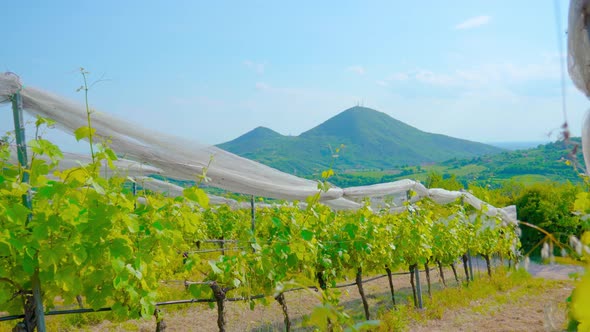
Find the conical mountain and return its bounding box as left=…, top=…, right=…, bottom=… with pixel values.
left=218, top=106, right=503, bottom=175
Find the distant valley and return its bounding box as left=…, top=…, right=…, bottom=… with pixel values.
left=328, top=138, right=583, bottom=187
left=487, top=141, right=550, bottom=151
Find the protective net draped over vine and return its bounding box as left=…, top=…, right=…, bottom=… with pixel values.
left=568, top=0, right=590, bottom=98
left=0, top=73, right=516, bottom=224
left=569, top=0, right=590, bottom=173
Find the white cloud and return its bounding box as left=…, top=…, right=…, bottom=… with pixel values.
left=243, top=60, right=265, bottom=74
left=347, top=65, right=366, bottom=75
left=454, top=15, right=491, bottom=30
left=385, top=58, right=561, bottom=89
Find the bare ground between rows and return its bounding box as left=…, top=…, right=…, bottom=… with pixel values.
left=408, top=261, right=581, bottom=332
left=409, top=280, right=574, bottom=332
left=5, top=262, right=578, bottom=331
left=84, top=267, right=446, bottom=331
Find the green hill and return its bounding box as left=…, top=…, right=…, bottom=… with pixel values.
left=328, top=138, right=584, bottom=188
left=218, top=106, right=503, bottom=175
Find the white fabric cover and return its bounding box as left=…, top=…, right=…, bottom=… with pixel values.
left=0, top=73, right=519, bottom=226
left=428, top=188, right=462, bottom=205
left=568, top=0, right=590, bottom=97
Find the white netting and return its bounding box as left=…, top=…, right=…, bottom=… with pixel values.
left=583, top=112, right=590, bottom=174
left=323, top=197, right=363, bottom=211
left=0, top=72, right=20, bottom=101
left=568, top=0, right=590, bottom=97
left=427, top=188, right=463, bottom=205
left=0, top=73, right=519, bottom=226
left=8, top=147, right=163, bottom=178
left=342, top=179, right=429, bottom=200
left=569, top=1, right=590, bottom=174
left=134, top=176, right=240, bottom=206
left=0, top=73, right=342, bottom=202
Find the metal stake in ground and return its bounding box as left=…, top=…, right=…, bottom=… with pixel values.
left=414, top=265, right=423, bottom=309
left=250, top=195, right=255, bottom=232
left=12, top=90, right=47, bottom=332
left=407, top=190, right=423, bottom=309
left=251, top=195, right=256, bottom=253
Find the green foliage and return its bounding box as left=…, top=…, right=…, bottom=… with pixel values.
left=515, top=182, right=585, bottom=256
left=425, top=171, right=463, bottom=190
left=219, top=107, right=584, bottom=188
left=319, top=139, right=583, bottom=188
left=568, top=191, right=590, bottom=331
left=0, top=118, right=521, bottom=330
left=0, top=119, right=206, bottom=320
left=0, top=132, right=521, bottom=328
left=219, top=106, right=502, bottom=175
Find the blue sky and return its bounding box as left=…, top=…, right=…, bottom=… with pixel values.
left=1, top=1, right=588, bottom=148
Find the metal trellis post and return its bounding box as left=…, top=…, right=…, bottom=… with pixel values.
left=251, top=195, right=256, bottom=253
left=250, top=195, right=255, bottom=232
left=408, top=190, right=423, bottom=309
left=12, top=91, right=47, bottom=332
left=459, top=196, right=474, bottom=282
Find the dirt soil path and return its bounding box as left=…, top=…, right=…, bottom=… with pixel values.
left=527, top=261, right=584, bottom=280
left=410, top=279, right=574, bottom=332
left=409, top=262, right=582, bottom=332
left=61, top=262, right=584, bottom=331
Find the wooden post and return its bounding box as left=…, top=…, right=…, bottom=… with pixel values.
left=154, top=308, right=167, bottom=332
left=450, top=263, right=460, bottom=284
left=210, top=282, right=227, bottom=332
left=467, top=251, right=474, bottom=282
left=409, top=265, right=417, bottom=307
left=484, top=254, right=492, bottom=277
left=385, top=267, right=396, bottom=307
left=12, top=91, right=47, bottom=332
left=437, top=260, right=446, bottom=287
left=132, top=181, right=137, bottom=209
left=275, top=293, right=291, bottom=332
left=355, top=267, right=370, bottom=320
left=461, top=254, right=470, bottom=283
left=424, top=261, right=432, bottom=298
left=316, top=271, right=327, bottom=290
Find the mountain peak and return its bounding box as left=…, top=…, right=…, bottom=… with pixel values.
left=219, top=106, right=503, bottom=174
left=300, top=105, right=413, bottom=139
left=340, top=105, right=384, bottom=115
left=239, top=126, right=282, bottom=140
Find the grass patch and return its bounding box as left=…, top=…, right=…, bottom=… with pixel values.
left=378, top=268, right=560, bottom=331
left=0, top=280, right=196, bottom=332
